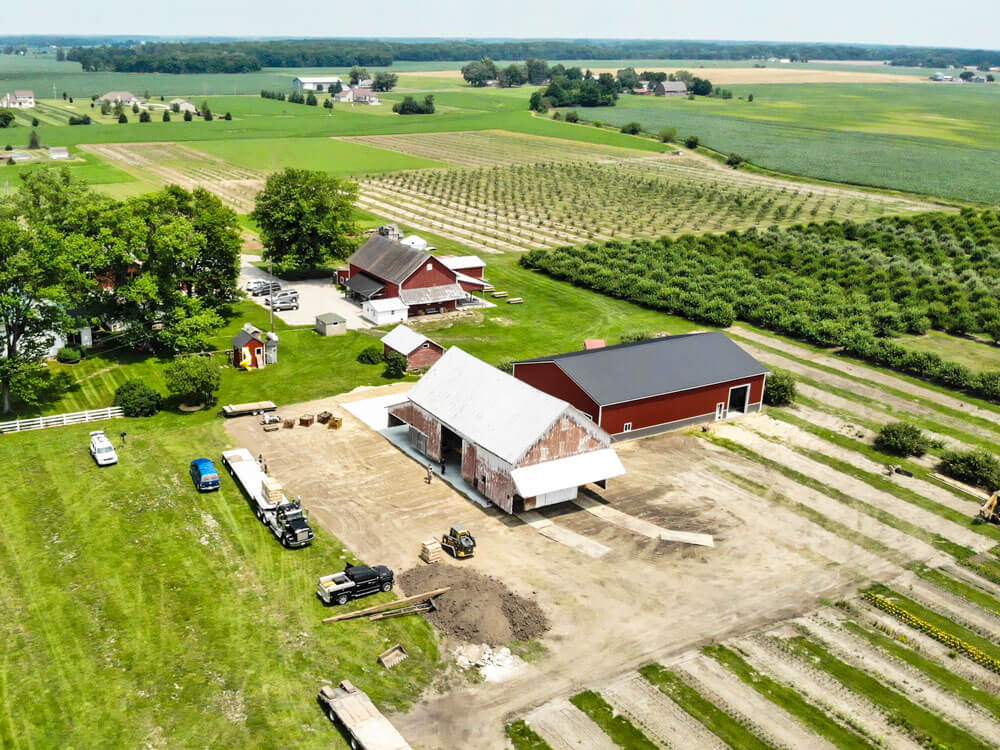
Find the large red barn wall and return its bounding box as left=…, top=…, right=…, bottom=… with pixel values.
left=402, top=257, right=456, bottom=289
left=406, top=342, right=444, bottom=370
left=349, top=264, right=400, bottom=297
left=601, top=375, right=766, bottom=434
left=461, top=442, right=517, bottom=513
left=388, top=402, right=442, bottom=460
left=512, top=362, right=601, bottom=420
left=520, top=413, right=608, bottom=467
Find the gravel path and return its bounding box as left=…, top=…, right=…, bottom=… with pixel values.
left=603, top=672, right=727, bottom=750
left=713, top=422, right=994, bottom=553
left=676, top=653, right=835, bottom=750
left=800, top=611, right=1000, bottom=744
left=736, top=635, right=922, bottom=750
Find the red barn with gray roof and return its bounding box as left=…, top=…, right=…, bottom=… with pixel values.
left=512, top=332, right=769, bottom=439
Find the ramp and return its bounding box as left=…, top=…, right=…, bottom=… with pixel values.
left=516, top=511, right=612, bottom=558
left=573, top=495, right=714, bottom=547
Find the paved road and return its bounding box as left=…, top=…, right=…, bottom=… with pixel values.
left=239, top=256, right=371, bottom=329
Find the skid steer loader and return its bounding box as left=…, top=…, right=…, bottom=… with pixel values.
left=441, top=525, right=476, bottom=559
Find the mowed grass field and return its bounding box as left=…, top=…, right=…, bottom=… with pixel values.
left=0, top=417, right=439, bottom=749
left=592, top=83, right=1000, bottom=202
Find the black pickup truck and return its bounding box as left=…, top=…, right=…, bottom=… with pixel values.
left=317, top=564, right=395, bottom=605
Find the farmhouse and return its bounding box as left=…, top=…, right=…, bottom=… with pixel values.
left=333, top=88, right=354, bottom=103
left=381, top=325, right=443, bottom=371
left=513, top=332, right=769, bottom=439
left=351, top=87, right=380, bottom=105
left=0, top=90, right=34, bottom=108
left=388, top=348, right=626, bottom=513
left=293, top=76, right=344, bottom=91
left=655, top=81, right=688, bottom=96
left=232, top=324, right=277, bottom=370
left=98, top=91, right=139, bottom=106
left=169, top=98, right=197, bottom=113
left=344, top=233, right=486, bottom=318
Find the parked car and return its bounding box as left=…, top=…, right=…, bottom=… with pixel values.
left=245, top=279, right=267, bottom=292
left=271, top=298, right=300, bottom=311
left=189, top=457, right=221, bottom=491
left=264, top=289, right=299, bottom=306
left=251, top=282, right=281, bottom=297
left=89, top=430, right=118, bottom=466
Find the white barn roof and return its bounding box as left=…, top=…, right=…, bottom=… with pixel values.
left=405, top=347, right=577, bottom=464
left=381, top=325, right=433, bottom=355
left=366, top=297, right=408, bottom=312
left=439, top=255, right=486, bottom=270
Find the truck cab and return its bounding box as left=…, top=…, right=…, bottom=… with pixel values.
left=189, top=458, right=221, bottom=491
left=274, top=501, right=314, bottom=548
left=89, top=430, right=118, bottom=466
left=317, top=564, right=394, bottom=605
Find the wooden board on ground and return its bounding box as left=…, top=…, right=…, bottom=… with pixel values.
left=573, top=495, right=715, bottom=547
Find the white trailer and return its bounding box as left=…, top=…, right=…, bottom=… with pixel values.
left=318, top=681, right=412, bottom=750
left=221, top=448, right=314, bottom=548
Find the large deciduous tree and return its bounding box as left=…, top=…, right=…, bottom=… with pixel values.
left=372, top=72, right=398, bottom=92
left=348, top=66, right=369, bottom=85
left=251, top=168, right=358, bottom=271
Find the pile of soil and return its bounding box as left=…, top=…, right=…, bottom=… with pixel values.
left=398, top=565, right=549, bottom=646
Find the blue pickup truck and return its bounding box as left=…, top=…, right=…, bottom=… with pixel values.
left=190, top=458, right=222, bottom=491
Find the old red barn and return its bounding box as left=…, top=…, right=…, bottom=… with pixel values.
left=513, top=332, right=769, bottom=439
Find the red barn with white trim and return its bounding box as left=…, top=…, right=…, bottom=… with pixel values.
left=513, top=332, right=769, bottom=439
left=381, top=325, right=444, bottom=371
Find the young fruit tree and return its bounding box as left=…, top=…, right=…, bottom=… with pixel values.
left=251, top=168, right=358, bottom=272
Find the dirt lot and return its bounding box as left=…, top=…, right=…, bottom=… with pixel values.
left=224, top=385, right=912, bottom=748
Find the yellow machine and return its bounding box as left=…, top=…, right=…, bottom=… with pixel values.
left=979, top=491, right=999, bottom=524
left=441, top=526, right=476, bottom=558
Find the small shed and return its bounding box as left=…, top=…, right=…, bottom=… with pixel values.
left=381, top=325, right=443, bottom=370
left=48, top=146, right=70, bottom=160
left=315, top=312, right=347, bottom=336
left=362, top=297, right=408, bottom=326
left=232, top=323, right=277, bottom=369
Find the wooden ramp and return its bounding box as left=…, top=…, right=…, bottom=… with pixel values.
left=573, top=495, right=715, bottom=547
left=516, top=511, right=611, bottom=558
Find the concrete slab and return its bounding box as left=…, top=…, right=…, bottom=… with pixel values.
left=573, top=495, right=715, bottom=547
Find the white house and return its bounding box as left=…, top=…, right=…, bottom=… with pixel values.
left=0, top=90, right=34, bottom=108
left=333, top=88, right=354, bottom=103
left=48, top=146, right=70, bottom=160
left=98, top=91, right=140, bottom=106
left=362, top=297, right=408, bottom=326
left=169, top=98, right=197, bottom=113
left=293, top=76, right=344, bottom=91
left=351, top=87, right=380, bottom=105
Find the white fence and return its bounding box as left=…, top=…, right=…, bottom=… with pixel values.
left=0, top=406, right=123, bottom=434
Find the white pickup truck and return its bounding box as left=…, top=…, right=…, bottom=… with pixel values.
left=89, top=430, right=118, bottom=466
left=221, top=448, right=314, bottom=548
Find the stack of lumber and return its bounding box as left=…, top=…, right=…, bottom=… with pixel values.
left=262, top=476, right=284, bottom=504
left=299, top=414, right=315, bottom=427
left=419, top=540, right=441, bottom=564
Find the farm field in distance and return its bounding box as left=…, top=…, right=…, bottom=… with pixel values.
left=5, top=39, right=1000, bottom=750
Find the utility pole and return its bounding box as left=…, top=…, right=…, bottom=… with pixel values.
left=268, top=260, right=275, bottom=334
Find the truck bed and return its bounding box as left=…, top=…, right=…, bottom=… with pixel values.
left=221, top=448, right=279, bottom=510
left=320, top=683, right=411, bottom=750
left=222, top=401, right=277, bottom=417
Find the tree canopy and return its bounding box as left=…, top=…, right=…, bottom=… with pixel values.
left=251, top=168, right=359, bottom=271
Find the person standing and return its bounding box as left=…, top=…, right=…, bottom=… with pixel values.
left=426, top=463, right=433, bottom=484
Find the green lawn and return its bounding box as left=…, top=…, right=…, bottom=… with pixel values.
left=897, top=330, right=1000, bottom=373
left=0, top=418, right=438, bottom=748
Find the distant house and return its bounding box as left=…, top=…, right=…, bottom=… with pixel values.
left=333, top=88, right=354, bottom=103
left=654, top=81, right=688, bottom=97
left=293, top=76, right=344, bottom=91
left=357, top=78, right=374, bottom=88
left=10, top=151, right=32, bottom=164
left=98, top=91, right=139, bottom=106
left=0, top=90, right=34, bottom=108
left=972, top=75, right=988, bottom=83
left=48, top=146, right=70, bottom=160
left=351, top=87, right=380, bottom=105
left=381, top=325, right=443, bottom=371
left=169, top=98, right=197, bottom=113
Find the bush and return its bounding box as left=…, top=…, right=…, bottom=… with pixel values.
left=658, top=126, right=677, bottom=143
left=383, top=351, right=408, bottom=379
left=620, top=330, right=652, bottom=344
left=938, top=449, right=1000, bottom=491
left=224, top=112, right=232, bottom=120
left=726, top=153, right=745, bottom=168
left=564, top=110, right=580, bottom=123
left=874, top=422, right=931, bottom=457
left=114, top=379, right=163, bottom=417
left=183, top=110, right=193, bottom=121
left=392, top=95, right=435, bottom=115
left=164, top=356, right=221, bottom=405
left=31, top=117, right=39, bottom=127
left=552, top=111, right=562, bottom=120
left=162, top=110, right=171, bottom=122
left=117, top=113, right=128, bottom=124
left=620, top=121, right=642, bottom=135
left=592, top=120, right=603, bottom=128
left=497, top=359, right=514, bottom=374
left=763, top=371, right=796, bottom=406
left=56, top=346, right=82, bottom=363
left=139, top=111, right=151, bottom=123
left=684, top=135, right=700, bottom=149
left=357, top=345, right=384, bottom=365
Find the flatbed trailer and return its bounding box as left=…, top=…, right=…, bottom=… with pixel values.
left=318, top=681, right=411, bottom=750
left=221, top=448, right=314, bottom=548
left=222, top=401, right=277, bottom=418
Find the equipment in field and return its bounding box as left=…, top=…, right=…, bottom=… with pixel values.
left=441, top=525, right=476, bottom=558
left=979, top=491, right=999, bottom=524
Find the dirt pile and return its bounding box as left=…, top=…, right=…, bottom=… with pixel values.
left=398, top=565, right=549, bottom=646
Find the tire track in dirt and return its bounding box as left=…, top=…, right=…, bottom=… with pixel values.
left=736, top=635, right=922, bottom=750
left=522, top=698, right=618, bottom=750
left=675, top=653, right=835, bottom=749
left=800, top=610, right=1000, bottom=744
left=603, top=672, right=727, bottom=750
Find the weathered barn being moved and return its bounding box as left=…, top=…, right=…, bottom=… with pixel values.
left=513, top=332, right=768, bottom=439
left=388, top=348, right=625, bottom=513
left=381, top=325, right=444, bottom=371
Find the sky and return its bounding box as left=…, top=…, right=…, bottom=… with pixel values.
left=6, top=0, right=999, bottom=51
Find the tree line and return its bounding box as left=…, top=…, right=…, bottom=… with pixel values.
left=0, top=170, right=242, bottom=413
left=521, top=209, right=1000, bottom=404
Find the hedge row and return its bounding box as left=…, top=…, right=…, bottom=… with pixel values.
left=862, top=592, right=1000, bottom=674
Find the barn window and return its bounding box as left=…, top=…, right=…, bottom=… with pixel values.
left=422, top=342, right=429, bottom=348
left=426, top=263, right=433, bottom=271
left=623, top=422, right=632, bottom=432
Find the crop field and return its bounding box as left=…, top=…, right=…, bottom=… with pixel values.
left=358, top=140, right=935, bottom=253
left=339, top=129, right=649, bottom=168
